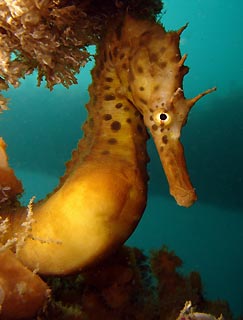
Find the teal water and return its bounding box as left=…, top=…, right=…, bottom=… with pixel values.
left=0, top=0, right=243, bottom=317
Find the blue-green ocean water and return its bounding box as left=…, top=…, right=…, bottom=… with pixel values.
left=0, top=0, right=243, bottom=317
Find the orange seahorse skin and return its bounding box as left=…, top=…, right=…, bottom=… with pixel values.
left=0, top=15, right=214, bottom=275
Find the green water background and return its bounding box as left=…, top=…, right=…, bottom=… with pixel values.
left=0, top=0, right=242, bottom=316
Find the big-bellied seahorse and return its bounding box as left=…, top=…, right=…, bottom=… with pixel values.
left=0, top=14, right=215, bottom=277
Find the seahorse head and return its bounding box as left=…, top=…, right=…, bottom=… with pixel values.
left=122, top=16, right=215, bottom=207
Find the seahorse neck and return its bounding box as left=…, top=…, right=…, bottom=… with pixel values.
left=63, top=27, right=149, bottom=184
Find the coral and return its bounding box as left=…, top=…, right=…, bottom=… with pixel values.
left=0, top=0, right=163, bottom=102
left=0, top=138, right=23, bottom=203
left=38, top=246, right=233, bottom=320
left=0, top=248, right=50, bottom=320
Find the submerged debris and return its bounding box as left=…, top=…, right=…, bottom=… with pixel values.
left=176, top=301, right=224, bottom=320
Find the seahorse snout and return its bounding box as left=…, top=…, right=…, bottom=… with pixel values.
left=153, top=133, right=197, bottom=207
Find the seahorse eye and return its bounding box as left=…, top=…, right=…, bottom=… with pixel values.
left=153, top=109, right=171, bottom=126
left=160, top=113, right=168, bottom=121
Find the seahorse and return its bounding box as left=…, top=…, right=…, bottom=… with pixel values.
left=0, top=14, right=215, bottom=276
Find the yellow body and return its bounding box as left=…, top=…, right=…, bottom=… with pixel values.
left=0, top=15, right=214, bottom=275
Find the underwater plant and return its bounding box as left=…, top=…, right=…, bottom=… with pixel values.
left=0, top=0, right=223, bottom=318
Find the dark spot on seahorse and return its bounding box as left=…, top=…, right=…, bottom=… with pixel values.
left=111, top=121, right=121, bottom=131
left=95, top=69, right=101, bottom=77
left=139, top=98, right=147, bottom=105
left=137, top=124, right=143, bottom=134
left=149, top=52, right=158, bottom=63
left=124, top=106, right=129, bottom=111
left=113, top=46, right=118, bottom=57
left=152, top=124, right=158, bottom=131
left=127, top=85, right=132, bottom=92
left=119, top=53, right=125, bottom=60
left=149, top=109, right=154, bottom=113
left=160, top=128, right=164, bottom=132
left=150, top=115, right=153, bottom=121
left=115, top=102, right=123, bottom=109
left=89, top=118, right=94, bottom=128
left=160, top=146, right=164, bottom=152
left=126, top=118, right=132, bottom=123
left=168, top=159, right=174, bottom=167
left=104, top=94, right=116, bottom=101
left=162, top=135, right=168, bottom=144
left=139, top=38, right=147, bottom=47
left=104, top=85, right=111, bottom=90
left=160, top=47, right=166, bottom=54
left=134, top=110, right=140, bottom=117
left=159, top=61, right=167, bottom=69
left=99, top=61, right=104, bottom=71
left=137, top=66, right=144, bottom=73
left=128, top=70, right=135, bottom=83
left=153, top=84, right=160, bottom=92
left=170, top=55, right=179, bottom=63
left=101, top=150, right=110, bottom=155
left=140, top=31, right=152, bottom=45
left=109, top=50, right=113, bottom=61
left=122, top=63, right=127, bottom=69
left=105, top=77, right=113, bottom=82
left=108, top=138, right=117, bottom=145
left=139, top=86, right=144, bottom=91
left=103, top=114, right=112, bottom=121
